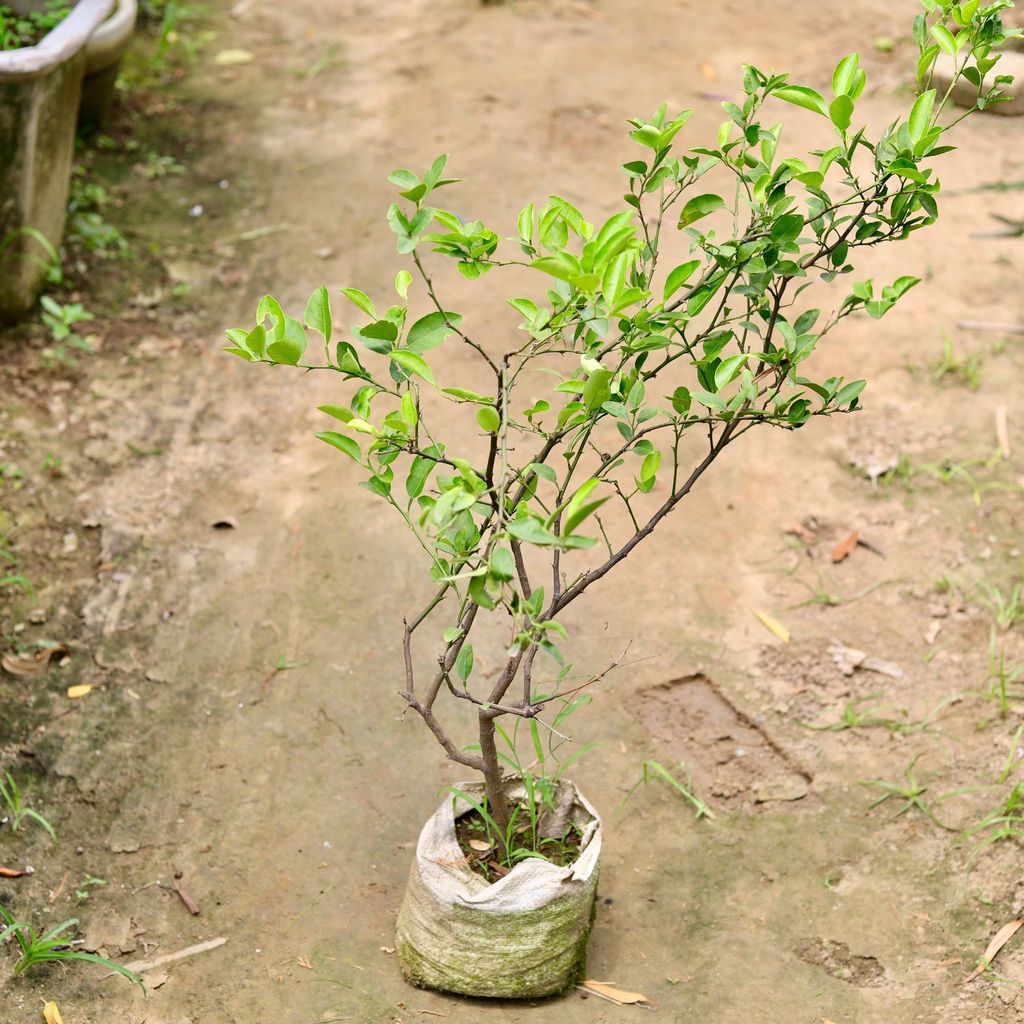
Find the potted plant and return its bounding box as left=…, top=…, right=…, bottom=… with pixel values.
left=0, top=0, right=114, bottom=322
left=226, top=0, right=1018, bottom=999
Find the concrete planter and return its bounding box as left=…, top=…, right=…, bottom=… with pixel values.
left=0, top=0, right=115, bottom=323
left=81, top=0, right=138, bottom=126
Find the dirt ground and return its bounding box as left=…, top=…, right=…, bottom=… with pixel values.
left=2, top=0, right=1024, bottom=1021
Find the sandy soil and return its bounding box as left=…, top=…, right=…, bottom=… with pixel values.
left=2, top=0, right=1024, bottom=1021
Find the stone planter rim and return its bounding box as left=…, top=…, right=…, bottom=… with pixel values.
left=0, top=0, right=116, bottom=82
left=84, top=0, right=137, bottom=77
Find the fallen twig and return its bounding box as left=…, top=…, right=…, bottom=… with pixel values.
left=174, top=882, right=200, bottom=916
left=957, top=320, right=1024, bottom=335
left=996, top=405, right=1011, bottom=459
left=118, top=936, right=227, bottom=976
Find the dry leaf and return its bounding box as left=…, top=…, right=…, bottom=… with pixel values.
left=468, top=840, right=491, bottom=852
left=213, top=48, right=255, bottom=65
left=297, top=955, right=313, bottom=970
left=2, top=645, right=67, bottom=678
left=578, top=979, right=650, bottom=1005
left=831, top=530, right=860, bottom=563
left=0, top=866, right=29, bottom=878
left=380, top=946, right=395, bottom=954
left=965, top=919, right=1023, bottom=982
left=43, top=1002, right=64, bottom=1024
left=67, top=684, right=94, bottom=699
left=699, top=61, right=717, bottom=80
left=754, top=610, right=790, bottom=644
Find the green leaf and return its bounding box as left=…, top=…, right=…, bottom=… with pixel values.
left=395, top=270, right=412, bottom=298
left=582, top=368, right=613, bottom=411
left=931, top=24, right=958, bottom=55
left=506, top=518, right=559, bottom=546
left=316, top=431, right=361, bottom=462
left=442, top=386, right=493, bottom=404
left=407, top=311, right=461, bottom=352
left=829, top=94, right=854, bottom=131
left=406, top=455, right=435, bottom=498
left=664, top=259, right=701, bottom=300
left=245, top=324, right=266, bottom=358
left=304, top=285, right=332, bottom=343
left=714, top=353, right=747, bottom=390
left=671, top=386, right=692, bottom=415
left=266, top=315, right=307, bottom=365
left=636, top=449, right=661, bottom=493
left=600, top=251, right=630, bottom=305
left=529, top=462, right=557, bottom=483
left=455, top=642, right=474, bottom=683
left=489, top=546, right=516, bottom=582
left=361, top=319, right=399, bottom=342
left=401, top=390, right=418, bottom=429
left=517, top=203, right=534, bottom=247
left=443, top=626, right=463, bottom=643
left=832, top=53, right=860, bottom=96
left=423, top=153, right=449, bottom=189
left=678, top=194, right=726, bottom=228
left=908, top=88, right=936, bottom=144
left=388, top=168, right=419, bottom=190
left=340, top=287, right=376, bottom=318
left=318, top=404, right=353, bottom=423
left=771, top=214, right=804, bottom=244
left=773, top=84, right=828, bottom=116
left=834, top=379, right=867, bottom=406
left=468, top=575, right=496, bottom=609
left=564, top=497, right=608, bottom=537
left=390, top=350, right=435, bottom=384
left=476, top=406, right=501, bottom=433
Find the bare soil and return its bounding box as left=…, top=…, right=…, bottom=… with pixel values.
left=2, top=1, right=1024, bottom=1022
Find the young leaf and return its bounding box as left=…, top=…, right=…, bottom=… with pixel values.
left=339, top=287, right=376, bottom=318
left=266, top=316, right=307, bottom=365
left=832, top=53, right=860, bottom=96
left=664, top=259, right=701, bottom=300
left=908, top=88, right=936, bottom=144
left=829, top=95, right=854, bottom=131
left=407, top=311, right=461, bottom=352
left=476, top=406, right=501, bottom=433
left=361, top=319, right=399, bottom=343
left=489, top=546, right=516, bottom=582
left=678, top=194, right=725, bottom=228
left=406, top=455, right=435, bottom=498
left=304, top=285, right=332, bottom=342
left=390, top=350, right=435, bottom=384
left=931, top=23, right=958, bottom=55
left=455, top=642, right=474, bottom=683
left=772, top=84, right=828, bottom=116
left=316, top=431, right=361, bottom=462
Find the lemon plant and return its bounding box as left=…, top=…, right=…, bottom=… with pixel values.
left=227, top=0, right=1018, bottom=857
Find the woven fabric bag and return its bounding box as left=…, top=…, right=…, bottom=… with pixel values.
left=396, top=779, right=601, bottom=997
